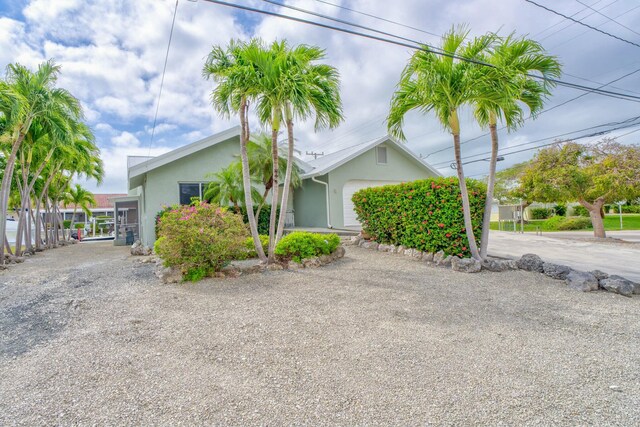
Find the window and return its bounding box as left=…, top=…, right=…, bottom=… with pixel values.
left=376, top=146, right=388, bottom=164
left=179, top=182, right=207, bottom=205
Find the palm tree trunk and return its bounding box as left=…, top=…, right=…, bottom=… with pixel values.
left=451, top=111, right=481, bottom=260
left=4, top=233, right=13, bottom=256
left=267, top=115, right=281, bottom=263
left=0, top=135, right=25, bottom=264
left=479, top=120, right=498, bottom=260
left=239, top=99, right=267, bottom=262
left=69, top=207, right=78, bottom=241
left=275, top=116, right=294, bottom=243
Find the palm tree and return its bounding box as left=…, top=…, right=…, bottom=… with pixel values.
left=64, top=184, right=96, bottom=240
left=388, top=28, right=496, bottom=260
left=203, top=39, right=267, bottom=262
left=247, top=133, right=302, bottom=220
left=0, top=60, right=83, bottom=262
left=203, top=162, right=262, bottom=213
left=473, top=34, right=561, bottom=259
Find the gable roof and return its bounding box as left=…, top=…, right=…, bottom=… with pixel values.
left=128, top=126, right=241, bottom=182
left=301, top=135, right=441, bottom=178
left=60, top=193, right=128, bottom=210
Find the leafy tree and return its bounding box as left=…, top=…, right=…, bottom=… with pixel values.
left=473, top=34, right=561, bottom=258
left=518, top=139, right=640, bottom=238
left=203, top=162, right=262, bottom=213
left=388, top=27, right=495, bottom=260
left=493, top=161, right=534, bottom=205
left=203, top=39, right=267, bottom=262
left=63, top=184, right=96, bottom=239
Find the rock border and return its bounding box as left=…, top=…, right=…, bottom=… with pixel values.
left=347, top=235, right=639, bottom=298
left=153, top=245, right=347, bottom=283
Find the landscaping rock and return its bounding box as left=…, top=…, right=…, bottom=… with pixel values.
left=600, top=276, right=635, bottom=297
left=155, top=265, right=182, bottom=284
left=349, top=235, right=361, bottom=246
left=287, top=261, right=302, bottom=270
left=228, top=259, right=264, bottom=274
left=221, top=265, right=241, bottom=278
left=395, top=245, right=406, bottom=254
left=131, top=240, right=152, bottom=256
left=565, top=270, right=599, bottom=292
left=411, top=250, right=423, bottom=260
left=318, top=254, right=333, bottom=265
left=388, top=245, right=396, bottom=253
left=361, top=241, right=379, bottom=250
left=333, top=246, right=346, bottom=258
left=482, top=258, right=519, bottom=272
left=451, top=257, right=482, bottom=273
left=266, top=263, right=284, bottom=271
left=517, top=253, right=544, bottom=273
left=542, top=263, right=573, bottom=280
left=433, top=251, right=452, bottom=267
left=422, top=252, right=434, bottom=263
left=378, top=244, right=391, bottom=252
left=302, top=257, right=321, bottom=268
left=590, top=270, right=609, bottom=281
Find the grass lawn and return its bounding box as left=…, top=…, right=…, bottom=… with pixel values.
left=490, top=214, right=640, bottom=232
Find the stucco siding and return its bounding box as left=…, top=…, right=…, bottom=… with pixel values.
left=292, top=176, right=328, bottom=227
left=327, top=143, right=437, bottom=228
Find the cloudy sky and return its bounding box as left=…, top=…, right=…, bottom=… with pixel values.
left=1, top=0, right=639, bottom=193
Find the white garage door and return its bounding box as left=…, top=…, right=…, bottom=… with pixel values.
left=342, top=180, right=400, bottom=227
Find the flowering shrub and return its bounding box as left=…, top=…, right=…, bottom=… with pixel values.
left=154, top=202, right=248, bottom=280
left=351, top=178, right=486, bottom=257
left=275, top=232, right=341, bottom=262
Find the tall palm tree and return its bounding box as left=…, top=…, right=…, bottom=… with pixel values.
left=203, top=39, right=267, bottom=262
left=0, top=60, right=83, bottom=262
left=473, top=34, right=561, bottom=259
left=247, top=133, right=302, bottom=220
left=64, top=184, right=96, bottom=239
left=203, top=162, right=262, bottom=213
left=388, top=28, right=496, bottom=260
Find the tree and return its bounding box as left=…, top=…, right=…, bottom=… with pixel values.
left=203, top=39, right=267, bottom=262
left=518, top=139, right=640, bottom=238
left=203, top=162, right=262, bottom=213
left=388, top=28, right=496, bottom=260
left=247, top=133, right=301, bottom=220
left=63, top=184, right=96, bottom=239
left=492, top=161, right=533, bottom=205
left=473, top=34, right=561, bottom=259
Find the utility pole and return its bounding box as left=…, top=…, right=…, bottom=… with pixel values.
left=306, top=151, right=324, bottom=160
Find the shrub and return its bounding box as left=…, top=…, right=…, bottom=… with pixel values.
left=572, top=205, right=589, bottom=217
left=351, top=177, right=486, bottom=257
left=75, top=223, right=85, bottom=229
left=275, top=232, right=340, bottom=262
left=541, top=216, right=592, bottom=231
left=241, top=205, right=280, bottom=235
left=621, top=205, right=640, bottom=214
left=552, top=204, right=567, bottom=217
left=155, top=205, right=174, bottom=236
left=154, top=202, right=248, bottom=280
left=243, top=234, right=269, bottom=258
left=530, top=207, right=553, bottom=219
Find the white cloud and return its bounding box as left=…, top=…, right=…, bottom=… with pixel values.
left=111, top=131, right=141, bottom=148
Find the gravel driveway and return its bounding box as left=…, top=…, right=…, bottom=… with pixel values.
left=1, top=242, right=639, bottom=425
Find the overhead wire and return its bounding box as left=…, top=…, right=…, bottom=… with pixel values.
left=573, top=0, right=640, bottom=36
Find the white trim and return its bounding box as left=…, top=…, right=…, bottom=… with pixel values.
left=129, top=126, right=241, bottom=180
left=302, top=134, right=441, bottom=178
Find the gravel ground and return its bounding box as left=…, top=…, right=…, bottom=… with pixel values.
left=1, top=242, right=639, bottom=426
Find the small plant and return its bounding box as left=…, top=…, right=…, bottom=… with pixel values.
left=154, top=201, right=248, bottom=280
left=530, top=207, right=553, bottom=220
left=275, top=232, right=340, bottom=262
left=541, top=216, right=592, bottom=231
left=244, top=234, right=269, bottom=258
left=241, top=205, right=279, bottom=235
left=75, top=223, right=85, bottom=229
left=552, top=204, right=567, bottom=217
left=572, top=206, right=589, bottom=217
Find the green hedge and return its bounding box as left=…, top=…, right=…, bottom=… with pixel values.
left=241, top=205, right=280, bottom=235
left=530, top=207, right=553, bottom=219
left=352, top=177, right=486, bottom=257
left=622, top=205, right=640, bottom=214
left=275, top=231, right=340, bottom=262
left=541, top=216, right=592, bottom=231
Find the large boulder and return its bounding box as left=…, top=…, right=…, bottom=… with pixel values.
left=333, top=246, right=346, bottom=258
left=516, top=253, right=544, bottom=273
left=542, top=263, right=572, bottom=280
left=451, top=257, right=482, bottom=273
left=590, top=270, right=609, bottom=281
left=565, top=270, right=599, bottom=292
left=600, top=276, right=635, bottom=297
left=482, top=258, right=518, bottom=272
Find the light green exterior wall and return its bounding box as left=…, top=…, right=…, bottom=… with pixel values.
left=292, top=175, right=328, bottom=227
left=298, top=143, right=437, bottom=229
left=139, top=136, right=241, bottom=246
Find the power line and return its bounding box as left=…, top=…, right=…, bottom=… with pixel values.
left=198, top=0, right=640, bottom=103
left=537, top=0, right=620, bottom=42
left=147, top=0, right=179, bottom=160
left=524, top=0, right=640, bottom=48
left=532, top=0, right=609, bottom=39
left=573, top=0, right=640, bottom=36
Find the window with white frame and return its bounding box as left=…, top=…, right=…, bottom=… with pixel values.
left=179, top=182, right=208, bottom=205
left=376, top=146, right=388, bottom=164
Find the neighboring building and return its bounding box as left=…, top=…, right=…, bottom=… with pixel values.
left=59, top=193, right=127, bottom=224
left=124, top=126, right=440, bottom=247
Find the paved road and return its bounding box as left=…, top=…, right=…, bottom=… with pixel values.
left=489, top=230, right=640, bottom=281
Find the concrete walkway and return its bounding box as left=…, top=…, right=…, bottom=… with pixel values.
left=488, top=230, right=640, bottom=281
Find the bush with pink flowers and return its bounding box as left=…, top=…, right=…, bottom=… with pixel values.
left=154, top=201, right=248, bottom=281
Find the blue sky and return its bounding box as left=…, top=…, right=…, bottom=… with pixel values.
left=1, top=0, right=639, bottom=192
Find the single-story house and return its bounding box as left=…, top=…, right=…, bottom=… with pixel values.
left=120, top=126, right=440, bottom=246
